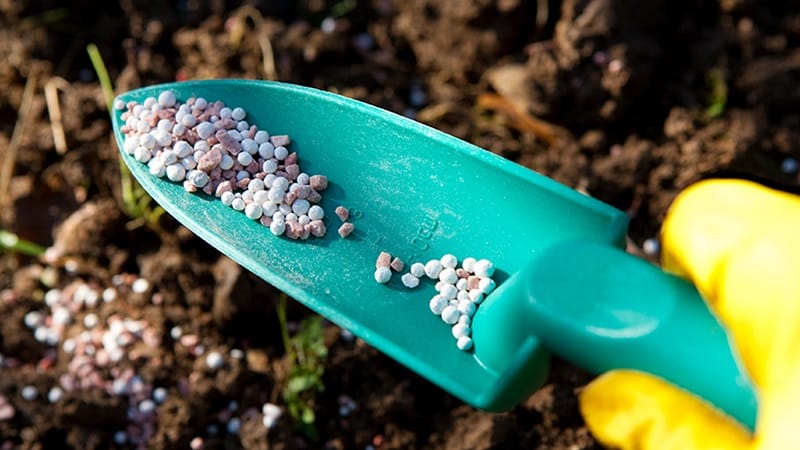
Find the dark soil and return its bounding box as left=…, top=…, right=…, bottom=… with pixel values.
left=1, top=1, right=798, bottom=449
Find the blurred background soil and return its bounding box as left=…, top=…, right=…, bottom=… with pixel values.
left=1, top=0, right=799, bottom=449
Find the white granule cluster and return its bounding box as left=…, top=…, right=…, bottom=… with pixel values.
left=375, top=252, right=497, bottom=352
left=116, top=91, right=330, bottom=240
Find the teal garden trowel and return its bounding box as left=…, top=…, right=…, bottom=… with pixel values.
left=111, top=80, right=757, bottom=429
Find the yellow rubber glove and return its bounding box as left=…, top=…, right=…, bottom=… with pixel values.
left=578, top=178, right=800, bottom=450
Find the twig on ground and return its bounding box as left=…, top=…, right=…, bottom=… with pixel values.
left=477, top=92, right=572, bottom=146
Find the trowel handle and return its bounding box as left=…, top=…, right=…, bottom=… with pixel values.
left=476, top=240, right=758, bottom=429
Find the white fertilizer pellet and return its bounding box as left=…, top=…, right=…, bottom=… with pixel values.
left=24, top=311, right=42, bottom=328
left=423, top=259, right=443, bottom=279
left=468, top=289, right=484, bottom=304
left=409, top=262, right=426, bottom=278
left=440, top=254, right=457, bottom=269
left=138, top=399, right=156, bottom=414
left=438, top=283, right=458, bottom=300
left=131, top=278, right=150, bottom=294
left=21, top=386, right=37, bottom=401
left=456, top=335, right=473, bottom=351
left=374, top=266, right=392, bottom=284
left=227, top=417, right=242, bottom=435
left=244, top=203, right=263, bottom=220
left=473, top=259, right=495, bottom=278
left=457, top=299, right=476, bottom=317
left=478, top=277, right=496, bottom=294
left=642, top=237, right=660, bottom=256
left=401, top=273, right=419, bottom=288
left=113, top=431, right=127, bottom=445
left=262, top=403, right=282, bottom=429
left=438, top=267, right=458, bottom=284
left=429, top=295, right=447, bottom=315
left=205, top=351, right=224, bottom=370
left=451, top=322, right=470, bottom=339
left=461, top=257, right=476, bottom=273
left=47, top=387, right=63, bottom=403
left=119, top=91, right=331, bottom=240
left=152, top=387, right=168, bottom=404
left=308, top=205, right=325, bottom=220
left=440, top=305, right=460, bottom=324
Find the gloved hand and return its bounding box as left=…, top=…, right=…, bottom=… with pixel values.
left=578, top=178, right=800, bottom=449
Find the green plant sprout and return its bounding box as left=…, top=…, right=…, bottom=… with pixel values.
left=276, top=294, right=328, bottom=441
left=21, top=8, right=68, bottom=26
left=705, top=68, right=728, bottom=119
left=0, top=230, right=45, bottom=257
left=329, top=0, right=357, bottom=17
left=300, top=0, right=357, bottom=27
left=86, top=43, right=165, bottom=231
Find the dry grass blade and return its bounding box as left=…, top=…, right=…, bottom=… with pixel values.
left=416, top=101, right=460, bottom=123
left=229, top=5, right=277, bottom=80
left=45, top=76, right=71, bottom=155
left=536, top=0, right=549, bottom=32
left=0, top=69, right=39, bottom=224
